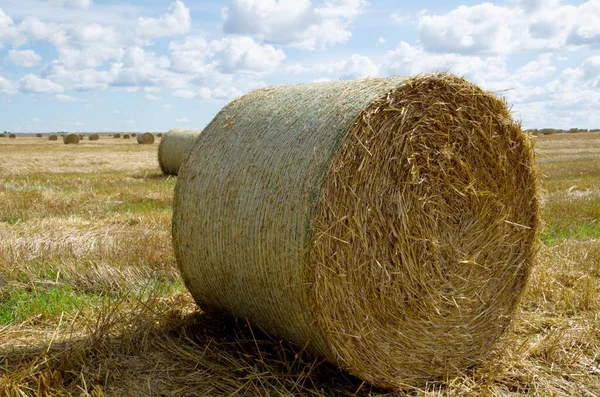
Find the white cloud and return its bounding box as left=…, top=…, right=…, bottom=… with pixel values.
left=135, top=0, right=191, bottom=40
left=283, top=63, right=308, bottom=74
left=314, top=53, right=378, bottom=79
left=18, top=73, right=64, bottom=93
left=5, top=49, right=42, bottom=67
left=221, top=0, right=365, bottom=50
left=381, top=41, right=508, bottom=85
left=56, top=93, right=77, bottom=101
left=211, top=36, right=285, bottom=73
left=145, top=94, right=162, bottom=101
left=175, top=117, right=189, bottom=122
left=31, top=117, right=41, bottom=122
left=516, top=54, right=556, bottom=82
left=0, top=76, right=16, bottom=94
left=49, top=0, right=93, bottom=9
left=390, top=11, right=409, bottom=24
left=162, top=104, right=171, bottom=109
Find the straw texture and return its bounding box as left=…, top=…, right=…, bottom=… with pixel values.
left=137, top=132, right=155, bottom=144
left=157, top=128, right=202, bottom=175
left=173, top=74, right=540, bottom=389
left=63, top=134, right=80, bottom=144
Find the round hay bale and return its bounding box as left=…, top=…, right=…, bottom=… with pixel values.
left=48, top=134, right=58, bottom=141
left=136, top=132, right=155, bottom=145
left=0, top=134, right=6, bottom=138
left=63, top=133, right=80, bottom=144
left=114, top=133, right=121, bottom=138
left=78, top=134, right=84, bottom=140
left=131, top=133, right=137, bottom=137
left=123, top=134, right=131, bottom=139
left=36, top=133, right=42, bottom=137
left=8, top=133, right=16, bottom=138
left=157, top=128, right=202, bottom=175
left=173, top=74, right=540, bottom=388
left=156, top=132, right=163, bottom=137
left=88, top=133, right=100, bottom=141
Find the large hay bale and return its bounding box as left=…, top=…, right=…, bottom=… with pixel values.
left=173, top=74, right=540, bottom=388
left=157, top=128, right=202, bottom=175
left=89, top=133, right=100, bottom=141
left=63, top=133, right=80, bottom=144
left=8, top=133, right=16, bottom=138
left=123, top=134, right=131, bottom=139
left=48, top=134, right=58, bottom=141
left=114, top=133, right=121, bottom=138
left=136, top=132, right=155, bottom=145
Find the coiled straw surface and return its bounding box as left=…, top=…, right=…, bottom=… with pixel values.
left=158, top=128, right=202, bottom=175
left=173, top=74, right=540, bottom=388
left=137, top=132, right=155, bottom=144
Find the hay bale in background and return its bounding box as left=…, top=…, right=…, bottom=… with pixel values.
left=157, top=128, right=202, bottom=175
left=63, top=133, right=80, bottom=144
left=0, top=134, right=6, bottom=138
left=36, top=133, right=42, bottom=137
left=173, top=74, right=540, bottom=388
left=78, top=134, right=84, bottom=140
left=123, top=134, right=131, bottom=139
left=131, top=133, right=136, bottom=137
left=48, top=134, right=58, bottom=141
left=114, top=133, right=121, bottom=138
left=136, top=132, right=155, bottom=145
left=8, top=134, right=16, bottom=138
left=89, top=133, right=100, bottom=141
left=156, top=133, right=163, bottom=137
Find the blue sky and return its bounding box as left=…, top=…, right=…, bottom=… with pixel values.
left=0, top=0, right=599, bottom=132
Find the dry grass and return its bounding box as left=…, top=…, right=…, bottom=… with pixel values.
left=0, top=133, right=599, bottom=396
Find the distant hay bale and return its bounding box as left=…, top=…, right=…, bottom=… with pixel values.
left=156, top=132, right=163, bottom=137
left=36, top=133, right=42, bottom=137
left=123, top=134, right=131, bottom=139
left=114, top=133, right=121, bottom=138
left=8, top=133, right=16, bottom=138
left=78, top=134, right=84, bottom=140
left=173, top=74, right=541, bottom=389
left=63, top=133, right=80, bottom=144
left=158, top=128, right=202, bottom=175
left=136, top=132, right=155, bottom=145
left=89, top=133, right=100, bottom=141
left=131, top=133, right=136, bottom=137
left=0, top=134, right=6, bottom=138
left=48, top=134, right=58, bottom=141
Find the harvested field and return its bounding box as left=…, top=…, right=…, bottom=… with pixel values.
left=0, top=133, right=599, bottom=396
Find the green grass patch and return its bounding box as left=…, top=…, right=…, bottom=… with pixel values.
left=0, top=286, right=100, bottom=325
left=118, top=198, right=170, bottom=213
left=541, top=221, right=600, bottom=245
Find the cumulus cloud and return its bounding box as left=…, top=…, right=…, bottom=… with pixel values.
left=136, top=1, right=191, bottom=40
left=175, top=117, right=189, bottom=122
left=19, top=74, right=64, bottom=93
left=5, top=49, right=42, bottom=67
left=145, top=94, right=162, bottom=101
left=314, top=53, right=378, bottom=79
left=516, top=54, right=557, bottom=81
left=221, top=0, right=365, bottom=50
left=0, top=76, right=16, bottom=94
left=211, top=36, right=285, bottom=73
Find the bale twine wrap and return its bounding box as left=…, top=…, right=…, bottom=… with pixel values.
left=137, top=132, right=155, bottom=144
left=63, top=133, right=80, bottom=144
left=48, top=134, right=58, bottom=141
left=173, top=74, right=540, bottom=388
left=157, top=128, right=202, bottom=175
left=89, top=133, right=100, bottom=141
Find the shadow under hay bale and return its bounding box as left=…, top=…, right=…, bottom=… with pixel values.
left=48, top=134, right=58, bottom=141
left=63, top=133, right=80, bottom=144
left=88, top=133, right=100, bottom=141
left=137, top=132, right=155, bottom=145
left=173, top=73, right=541, bottom=389
left=158, top=128, right=202, bottom=175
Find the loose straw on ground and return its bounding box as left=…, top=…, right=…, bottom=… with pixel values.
left=157, top=128, right=202, bottom=175
left=173, top=73, right=540, bottom=389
